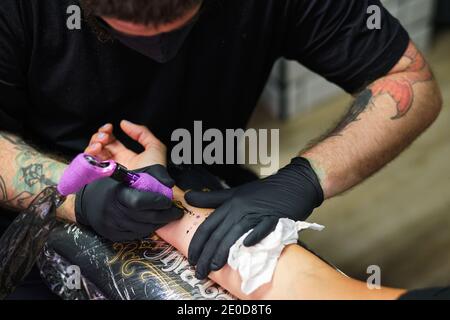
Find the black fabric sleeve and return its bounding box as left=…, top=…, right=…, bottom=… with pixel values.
left=283, top=0, right=410, bottom=93
left=0, top=0, right=30, bottom=133
left=399, top=287, right=450, bottom=300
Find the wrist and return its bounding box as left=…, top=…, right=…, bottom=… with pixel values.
left=56, top=194, right=76, bottom=222
left=289, top=157, right=324, bottom=207
left=74, top=188, right=89, bottom=226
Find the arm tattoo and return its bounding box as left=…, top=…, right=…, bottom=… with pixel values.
left=324, top=43, right=433, bottom=140
left=0, top=176, right=34, bottom=210
left=327, top=89, right=373, bottom=137
left=370, top=43, right=433, bottom=120
left=22, top=164, right=56, bottom=188
left=0, top=131, right=66, bottom=210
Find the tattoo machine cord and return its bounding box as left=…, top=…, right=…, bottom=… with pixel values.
left=0, top=153, right=175, bottom=299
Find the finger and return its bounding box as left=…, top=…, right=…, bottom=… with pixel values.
left=141, top=165, right=175, bottom=188
left=102, top=229, right=143, bottom=243
left=210, top=222, right=251, bottom=272
left=98, top=123, right=113, bottom=134
left=104, top=139, right=130, bottom=157
left=194, top=216, right=236, bottom=280
left=96, top=132, right=111, bottom=145
left=243, top=217, right=279, bottom=247
left=85, top=141, right=114, bottom=160
left=85, top=142, right=102, bottom=155
left=125, top=206, right=184, bottom=224
left=87, top=131, right=99, bottom=147
left=184, top=189, right=233, bottom=208
left=113, top=215, right=159, bottom=238
left=85, top=131, right=114, bottom=160
left=188, top=202, right=230, bottom=266
left=92, top=132, right=120, bottom=151
left=88, top=131, right=110, bottom=147
left=87, top=146, right=113, bottom=161
left=92, top=126, right=131, bottom=157
left=121, top=120, right=163, bottom=150
left=109, top=207, right=159, bottom=239
left=116, top=187, right=173, bottom=211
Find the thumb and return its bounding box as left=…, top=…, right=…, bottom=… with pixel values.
left=184, top=189, right=234, bottom=208
left=140, top=164, right=175, bottom=188
left=120, top=120, right=164, bottom=151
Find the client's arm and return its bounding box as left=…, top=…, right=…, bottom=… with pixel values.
left=158, top=187, right=405, bottom=300
left=85, top=122, right=406, bottom=300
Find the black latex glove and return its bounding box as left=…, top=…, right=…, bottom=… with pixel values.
left=185, top=157, right=324, bottom=279
left=75, top=165, right=183, bottom=242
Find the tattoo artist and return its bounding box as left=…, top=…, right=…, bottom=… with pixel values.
left=0, top=0, right=442, bottom=298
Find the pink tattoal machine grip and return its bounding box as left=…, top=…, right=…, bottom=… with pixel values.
left=57, top=153, right=173, bottom=199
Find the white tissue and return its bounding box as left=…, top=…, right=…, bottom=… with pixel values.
left=228, top=218, right=324, bottom=295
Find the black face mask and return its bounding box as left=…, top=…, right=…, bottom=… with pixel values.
left=98, top=14, right=198, bottom=64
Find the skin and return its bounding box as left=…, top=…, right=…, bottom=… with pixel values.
left=85, top=123, right=406, bottom=300
left=302, top=41, right=442, bottom=198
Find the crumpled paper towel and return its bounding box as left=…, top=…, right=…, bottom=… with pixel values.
left=228, top=218, right=324, bottom=295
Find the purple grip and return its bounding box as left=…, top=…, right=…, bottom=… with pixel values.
left=130, top=173, right=173, bottom=199
left=57, top=154, right=117, bottom=196
left=57, top=153, right=173, bottom=199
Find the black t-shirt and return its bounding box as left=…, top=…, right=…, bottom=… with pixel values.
left=0, top=0, right=409, bottom=159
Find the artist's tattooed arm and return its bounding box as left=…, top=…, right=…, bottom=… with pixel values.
left=302, top=41, right=442, bottom=198
left=0, top=131, right=75, bottom=220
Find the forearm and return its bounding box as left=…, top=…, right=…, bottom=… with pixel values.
left=158, top=188, right=405, bottom=300
left=302, top=42, right=442, bottom=198
left=0, top=131, right=75, bottom=221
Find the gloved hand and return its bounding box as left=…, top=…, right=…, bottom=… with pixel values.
left=75, top=165, right=183, bottom=242
left=185, top=157, right=324, bottom=279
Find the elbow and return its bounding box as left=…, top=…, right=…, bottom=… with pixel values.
left=435, top=84, right=444, bottom=115
left=432, top=82, right=443, bottom=120
left=424, top=80, right=443, bottom=126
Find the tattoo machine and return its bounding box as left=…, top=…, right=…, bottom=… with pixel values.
left=57, top=153, right=173, bottom=198
left=0, top=154, right=173, bottom=299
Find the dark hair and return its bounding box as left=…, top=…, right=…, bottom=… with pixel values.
left=80, top=0, right=203, bottom=26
